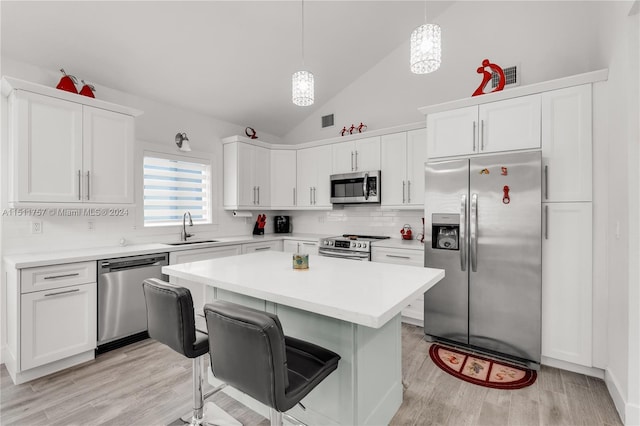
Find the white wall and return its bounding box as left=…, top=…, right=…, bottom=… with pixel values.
left=598, top=2, right=640, bottom=424
left=283, top=1, right=608, bottom=144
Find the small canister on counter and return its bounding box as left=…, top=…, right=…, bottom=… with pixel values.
left=293, top=253, right=309, bottom=270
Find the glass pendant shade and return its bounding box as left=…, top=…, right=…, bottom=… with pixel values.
left=410, top=23, right=441, bottom=74
left=292, top=70, right=314, bottom=106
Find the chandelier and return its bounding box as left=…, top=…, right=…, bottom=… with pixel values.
left=292, top=0, right=314, bottom=106
left=410, top=2, right=441, bottom=74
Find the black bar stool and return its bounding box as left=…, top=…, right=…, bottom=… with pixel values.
left=142, top=278, right=238, bottom=426
left=204, top=299, right=341, bottom=426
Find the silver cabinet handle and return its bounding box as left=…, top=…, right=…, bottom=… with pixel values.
left=78, top=170, right=82, bottom=200
left=480, top=120, right=485, bottom=151
left=255, top=246, right=271, bottom=251
left=313, top=187, right=317, bottom=205
left=460, top=194, right=467, bottom=271
left=257, top=186, right=260, bottom=205
left=470, top=193, right=478, bottom=272
left=363, top=173, right=369, bottom=200
left=545, top=205, right=549, bottom=240
left=302, top=242, right=315, bottom=246
left=355, top=150, right=358, bottom=170
left=407, top=180, right=411, bottom=203
left=86, top=171, right=90, bottom=200
left=253, top=186, right=257, bottom=205
left=472, top=121, right=477, bottom=151
left=544, top=165, right=549, bottom=200
left=44, top=288, right=80, bottom=297
left=44, top=273, right=80, bottom=280
left=351, top=151, right=354, bottom=171
left=386, top=254, right=410, bottom=260
left=402, top=181, right=406, bottom=204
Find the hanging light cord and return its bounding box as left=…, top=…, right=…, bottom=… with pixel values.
left=301, top=0, right=305, bottom=66
left=424, top=0, right=427, bottom=23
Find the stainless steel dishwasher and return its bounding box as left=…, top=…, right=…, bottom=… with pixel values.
left=97, top=253, right=169, bottom=352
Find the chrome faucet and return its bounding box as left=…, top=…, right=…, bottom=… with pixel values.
left=181, top=211, right=194, bottom=241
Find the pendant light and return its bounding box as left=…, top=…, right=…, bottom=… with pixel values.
left=410, top=1, right=441, bottom=74
left=292, top=0, right=314, bottom=106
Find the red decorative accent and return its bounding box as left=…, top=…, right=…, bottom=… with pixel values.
left=357, top=122, right=367, bottom=133
left=79, top=81, right=95, bottom=98
left=340, top=126, right=348, bottom=136
left=501, top=167, right=508, bottom=176
left=400, top=224, right=413, bottom=240
left=245, top=127, right=258, bottom=139
left=503, top=185, right=511, bottom=204
left=56, top=68, right=78, bottom=94
left=429, top=344, right=537, bottom=390
left=348, top=124, right=356, bottom=135
left=472, top=59, right=506, bottom=97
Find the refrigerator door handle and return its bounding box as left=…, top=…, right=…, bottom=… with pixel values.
left=470, top=193, right=478, bottom=272
left=460, top=194, right=467, bottom=271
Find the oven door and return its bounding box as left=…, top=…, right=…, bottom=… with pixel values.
left=318, top=247, right=370, bottom=261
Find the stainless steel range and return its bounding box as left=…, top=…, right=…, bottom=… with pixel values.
left=318, top=234, right=390, bottom=261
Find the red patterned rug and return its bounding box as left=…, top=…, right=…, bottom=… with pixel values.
left=429, top=344, right=537, bottom=389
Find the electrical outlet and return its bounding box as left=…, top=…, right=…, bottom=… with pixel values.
left=31, top=221, right=42, bottom=234
left=88, top=221, right=94, bottom=231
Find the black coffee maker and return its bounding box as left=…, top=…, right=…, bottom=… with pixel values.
left=274, top=215, right=291, bottom=233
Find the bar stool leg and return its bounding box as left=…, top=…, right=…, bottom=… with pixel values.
left=192, top=356, right=204, bottom=424
left=269, top=408, right=283, bottom=426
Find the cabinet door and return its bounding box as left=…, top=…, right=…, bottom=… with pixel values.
left=406, top=128, right=428, bottom=207
left=542, top=85, right=592, bottom=202
left=11, top=90, right=83, bottom=202
left=381, top=132, right=407, bottom=207
left=479, top=94, right=541, bottom=153
left=313, top=145, right=333, bottom=207
left=83, top=107, right=134, bottom=203
left=297, top=145, right=332, bottom=207
left=169, top=245, right=242, bottom=311
left=237, top=143, right=257, bottom=207
left=332, top=141, right=355, bottom=174
left=271, top=150, right=297, bottom=208
left=254, top=145, right=270, bottom=206
left=354, top=136, right=381, bottom=171
left=542, top=202, right=592, bottom=366
left=21, top=283, right=97, bottom=370
left=426, top=106, right=477, bottom=158
left=283, top=240, right=318, bottom=255
left=283, top=240, right=299, bottom=253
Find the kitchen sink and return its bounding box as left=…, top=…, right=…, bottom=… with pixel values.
left=165, top=240, right=218, bottom=246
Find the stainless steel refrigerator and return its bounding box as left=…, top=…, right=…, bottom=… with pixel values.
left=424, top=151, right=541, bottom=366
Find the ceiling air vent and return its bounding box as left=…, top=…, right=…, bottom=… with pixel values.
left=321, top=114, right=334, bottom=128
left=492, top=65, right=519, bottom=88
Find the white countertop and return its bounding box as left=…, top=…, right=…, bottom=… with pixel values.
left=2, top=233, right=325, bottom=269
left=162, top=251, right=444, bottom=329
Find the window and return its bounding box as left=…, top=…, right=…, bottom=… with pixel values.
left=143, top=153, right=211, bottom=227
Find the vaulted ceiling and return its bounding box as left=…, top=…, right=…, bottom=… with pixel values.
left=1, top=1, right=452, bottom=137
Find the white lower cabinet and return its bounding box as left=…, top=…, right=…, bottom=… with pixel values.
left=4, top=260, right=98, bottom=384
left=283, top=239, right=319, bottom=255
left=21, top=283, right=97, bottom=370
left=169, top=245, right=242, bottom=311
left=371, top=245, right=425, bottom=324
left=241, top=240, right=283, bottom=254
left=541, top=202, right=593, bottom=366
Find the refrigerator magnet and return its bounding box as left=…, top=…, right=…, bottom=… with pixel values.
left=503, top=185, right=511, bottom=204
left=501, top=167, right=508, bottom=176
left=480, top=168, right=490, bottom=175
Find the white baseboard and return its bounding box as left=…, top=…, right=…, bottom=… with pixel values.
left=542, top=356, right=605, bottom=379
left=604, top=368, right=639, bottom=425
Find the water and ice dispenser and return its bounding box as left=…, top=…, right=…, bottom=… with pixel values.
left=432, top=214, right=460, bottom=250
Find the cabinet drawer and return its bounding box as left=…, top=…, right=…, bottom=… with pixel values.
left=21, top=261, right=96, bottom=294
left=371, top=247, right=423, bottom=266
left=242, top=240, right=283, bottom=254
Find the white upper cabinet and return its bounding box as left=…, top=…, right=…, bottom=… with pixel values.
left=270, top=150, right=297, bottom=208
left=297, top=145, right=332, bottom=208
left=381, top=129, right=427, bottom=208
left=224, top=141, right=270, bottom=209
left=332, top=136, right=380, bottom=174
left=542, top=84, right=592, bottom=202
left=6, top=82, right=139, bottom=205
left=82, top=107, right=134, bottom=203
left=426, top=94, right=541, bottom=158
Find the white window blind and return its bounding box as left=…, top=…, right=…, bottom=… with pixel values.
left=143, top=154, right=211, bottom=226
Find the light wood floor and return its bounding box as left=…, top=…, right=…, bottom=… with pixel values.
left=0, top=324, right=622, bottom=426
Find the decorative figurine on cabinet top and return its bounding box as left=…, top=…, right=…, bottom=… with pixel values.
left=472, top=59, right=506, bottom=97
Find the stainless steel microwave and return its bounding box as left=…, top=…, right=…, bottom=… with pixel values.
left=330, top=170, right=381, bottom=204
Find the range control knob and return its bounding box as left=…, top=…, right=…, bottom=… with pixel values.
left=324, top=240, right=329, bottom=245
left=356, top=243, right=362, bottom=248
left=351, top=242, right=356, bottom=248
left=362, top=242, right=367, bottom=249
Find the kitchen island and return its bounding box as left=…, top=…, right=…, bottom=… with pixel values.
left=162, top=251, right=444, bottom=425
